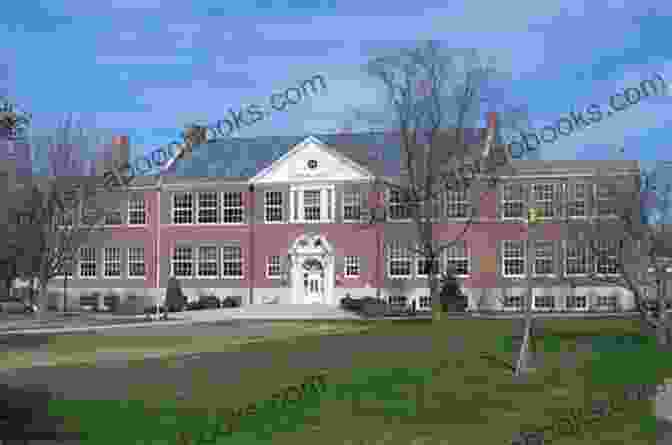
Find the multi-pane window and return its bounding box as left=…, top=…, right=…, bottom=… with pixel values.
left=595, top=240, right=619, bottom=274
left=222, top=246, right=243, bottom=278
left=222, top=192, right=244, bottom=223
left=388, top=189, right=409, bottom=220
left=533, top=184, right=555, bottom=218
left=265, top=191, right=283, bottom=222
left=343, top=191, right=361, bottom=222
left=79, top=247, right=97, bottom=278
left=197, top=246, right=219, bottom=277
left=504, top=295, right=523, bottom=309
left=172, top=247, right=193, bottom=278
left=267, top=256, right=281, bottom=278
left=103, top=207, right=123, bottom=225
left=103, top=247, right=121, bottom=278
left=197, top=192, right=219, bottom=224
left=565, top=241, right=591, bottom=275
left=534, top=295, right=555, bottom=310
left=173, top=193, right=194, bottom=224
left=502, top=241, right=525, bottom=277
left=597, top=295, right=617, bottom=307
left=418, top=296, right=432, bottom=309
left=596, top=184, right=617, bottom=217
left=534, top=241, right=554, bottom=275
left=128, top=247, right=145, bottom=278
left=388, top=243, right=412, bottom=278
left=568, top=183, right=586, bottom=218
left=388, top=296, right=407, bottom=307
left=566, top=295, right=587, bottom=309
left=446, top=241, right=469, bottom=276
left=345, top=256, right=360, bottom=277
left=128, top=198, right=146, bottom=225
left=502, top=184, right=525, bottom=219
left=302, top=190, right=321, bottom=221
left=446, top=185, right=470, bottom=218
left=416, top=246, right=440, bottom=277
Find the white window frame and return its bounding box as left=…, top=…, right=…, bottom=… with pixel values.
left=564, top=240, right=591, bottom=277
left=289, top=185, right=336, bottom=224
left=566, top=295, right=587, bottom=311
left=128, top=198, right=146, bottom=226
left=103, top=208, right=123, bottom=226
left=103, top=247, right=122, bottom=278
left=127, top=247, right=145, bottom=279
left=595, top=239, right=620, bottom=276
left=265, top=191, right=283, bottom=223
left=266, top=256, right=281, bottom=279
left=197, top=245, right=219, bottom=278
left=502, top=240, right=526, bottom=278
left=532, top=294, right=555, bottom=311
left=78, top=247, right=97, bottom=279
left=388, top=295, right=407, bottom=307
left=418, top=295, right=432, bottom=311
left=445, top=184, right=470, bottom=219
left=501, top=183, right=525, bottom=220
left=342, top=190, right=361, bottom=223
left=503, top=294, right=523, bottom=311
left=388, top=243, right=412, bottom=279
left=597, top=294, right=618, bottom=308
left=445, top=241, right=470, bottom=277
left=387, top=189, right=411, bottom=222
left=172, top=246, right=194, bottom=278
left=416, top=246, right=440, bottom=279
left=567, top=182, right=587, bottom=219
left=532, top=183, right=556, bottom=220
left=172, top=192, right=194, bottom=224
left=533, top=240, right=555, bottom=277
left=595, top=183, right=619, bottom=219
left=222, top=246, right=244, bottom=279
left=344, top=256, right=361, bottom=278
left=222, top=191, right=244, bottom=224
left=197, top=191, right=219, bottom=224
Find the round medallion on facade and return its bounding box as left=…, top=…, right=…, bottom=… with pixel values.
left=307, top=159, right=318, bottom=170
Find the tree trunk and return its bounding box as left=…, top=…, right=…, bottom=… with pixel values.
left=430, top=272, right=440, bottom=320
left=515, top=237, right=536, bottom=376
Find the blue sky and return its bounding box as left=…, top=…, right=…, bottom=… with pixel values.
left=1, top=0, right=671, bottom=172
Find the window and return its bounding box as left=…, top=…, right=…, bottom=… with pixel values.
left=388, top=189, right=409, bottom=220
left=502, top=184, right=525, bottom=219
left=198, top=192, right=219, bottom=224
left=222, top=192, right=244, bottom=223
left=103, top=247, right=121, bottom=278
left=445, top=241, right=469, bottom=276
left=267, top=256, right=281, bottom=278
left=345, top=256, right=360, bottom=277
left=56, top=211, right=73, bottom=227
left=596, top=184, right=617, bottom=217
left=265, top=191, right=283, bottom=222
left=78, top=247, right=97, bottom=278
left=533, top=184, right=555, bottom=218
left=534, top=295, right=555, bottom=310
left=568, top=183, right=586, bottom=218
left=418, top=296, right=432, bottom=309
left=534, top=241, right=554, bottom=275
left=173, top=193, right=194, bottom=224
left=128, top=198, right=146, bottom=225
left=446, top=185, right=470, bottom=218
left=595, top=240, right=619, bottom=274
left=503, top=241, right=525, bottom=277
left=172, top=246, right=193, bottom=278
left=104, top=209, right=123, bottom=225
left=80, top=205, right=100, bottom=226
left=303, top=190, right=321, bottom=221
left=343, top=191, right=361, bottom=222
left=388, top=243, right=412, bottom=278
left=565, top=241, right=591, bottom=275
left=503, top=295, right=523, bottom=309
left=566, top=295, right=586, bottom=309
left=128, top=247, right=145, bottom=278
left=222, top=246, right=243, bottom=278
left=388, top=296, right=407, bottom=308
left=197, top=246, right=219, bottom=278
left=52, top=247, right=74, bottom=278
left=597, top=295, right=617, bottom=307
left=416, top=246, right=440, bottom=277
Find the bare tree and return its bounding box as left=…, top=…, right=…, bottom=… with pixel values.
left=347, top=41, right=530, bottom=322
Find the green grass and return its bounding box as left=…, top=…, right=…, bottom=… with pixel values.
left=38, top=318, right=672, bottom=444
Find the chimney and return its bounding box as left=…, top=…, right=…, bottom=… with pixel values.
left=97, top=135, right=130, bottom=176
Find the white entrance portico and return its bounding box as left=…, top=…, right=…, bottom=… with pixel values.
left=288, top=234, right=334, bottom=305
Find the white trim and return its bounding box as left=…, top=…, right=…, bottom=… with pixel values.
left=127, top=197, right=147, bottom=226
left=264, top=190, right=284, bottom=223
left=502, top=240, right=526, bottom=278
left=445, top=241, right=470, bottom=278
left=172, top=192, right=194, bottom=224
left=221, top=245, right=244, bottom=279
left=532, top=240, right=555, bottom=277
left=342, top=189, right=362, bottom=223
left=172, top=245, right=194, bottom=279
left=387, top=243, right=412, bottom=279
left=127, top=246, right=146, bottom=279
left=221, top=191, right=246, bottom=225
left=266, top=255, right=282, bottom=279
left=196, top=191, right=220, bottom=225
left=344, top=255, right=361, bottom=278
left=78, top=246, right=98, bottom=279
left=290, top=184, right=336, bottom=224
left=196, top=245, right=220, bottom=279
left=102, top=246, right=122, bottom=278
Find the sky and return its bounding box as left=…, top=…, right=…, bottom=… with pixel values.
left=1, top=0, right=671, bottom=173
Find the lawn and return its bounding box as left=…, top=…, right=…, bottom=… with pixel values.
left=34, top=318, right=672, bottom=444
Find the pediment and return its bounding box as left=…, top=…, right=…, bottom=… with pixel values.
left=250, top=136, right=374, bottom=184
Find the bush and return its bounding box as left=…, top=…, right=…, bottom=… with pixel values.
left=165, top=277, right=186, bottom=311
left=221, top=296, right=240, bottom=308
left=439, top=271, right=467, bottom=312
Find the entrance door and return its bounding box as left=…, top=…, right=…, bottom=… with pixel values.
left=303, top=271, right=324, bottom=304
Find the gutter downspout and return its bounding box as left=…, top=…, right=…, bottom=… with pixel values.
left=248, top=184, right=255, bottom=306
